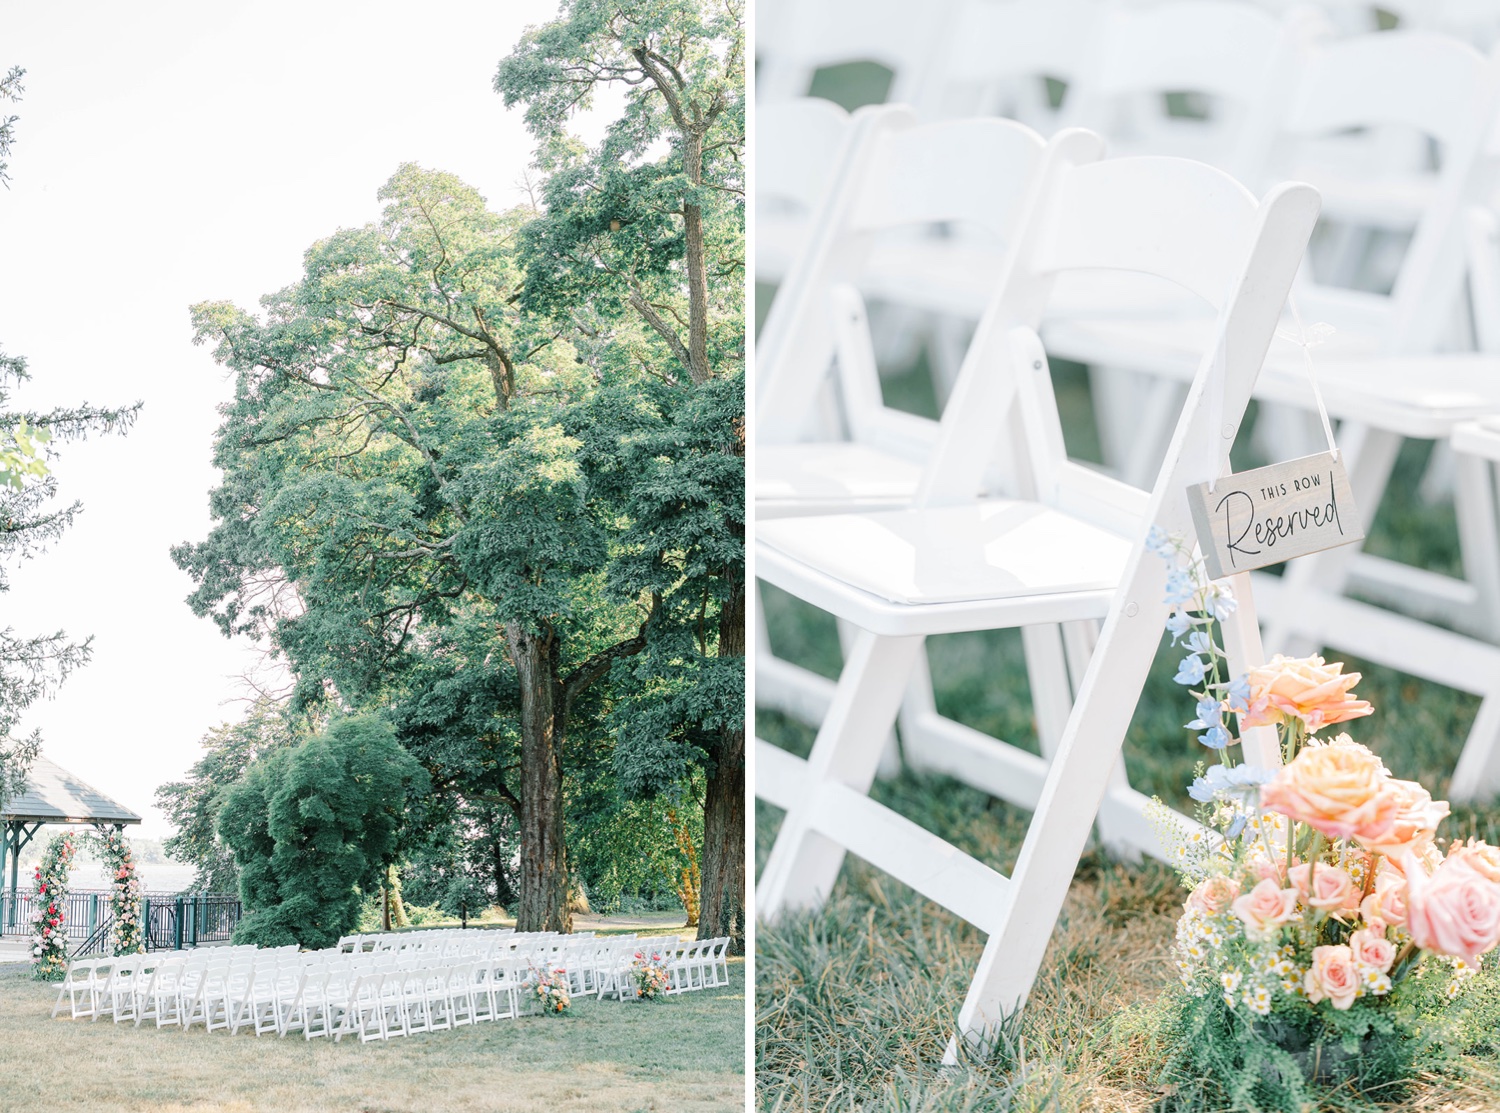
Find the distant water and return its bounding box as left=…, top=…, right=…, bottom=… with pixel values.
left=36, top=861, right=201, bottom=894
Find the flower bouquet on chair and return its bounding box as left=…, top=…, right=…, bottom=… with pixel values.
left=1144, top=531, right=1500, bottom=1109
left=528, top=965, right=572, bottom=1015
left=628, top=949, right=671, bottom=1001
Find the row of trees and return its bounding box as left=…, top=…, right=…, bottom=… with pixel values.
left=164, top=0, right=744, bottom=947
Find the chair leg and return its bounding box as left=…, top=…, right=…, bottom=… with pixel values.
left=1456, top=453, right=1500, bottom=643
left=945, top=554, right=1171, bottom=1062
left=1022, top=624, right=1073, bottom=761
left=1260, top=422, right=1401, bottom=657
left=757, top=632, right=926, bottom=921
left=835, top=616, right=900, bottom=778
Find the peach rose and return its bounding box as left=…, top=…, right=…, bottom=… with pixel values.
left=1349, top=927, right=1396, bottom=973
left=1242, top=654, right=1373, bottom=732
left=1187, top=875, right=1241, bottom=915
left=1260, top=736, right=1399, bottom=842
left=1356, top=778, right=1449, bottom=858
left=1288, top=863, right=1360, bottom=913
left=1404, top=853, right=1500, bottom=966
left=1304, top=944, right=1360, bottom=1009
left=1231, top=878, right=1299, bottom=940
left=1249, top=854, right=1288, bottom=885
left=1447, top=839, right=1500, bottom=885
left=1360, top=870, right=1409, bottom=929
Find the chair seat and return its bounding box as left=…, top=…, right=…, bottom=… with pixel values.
left=1044, top=313, right=1500, bottom=438
left=756, top=443, right=925, bottom=518
left=1454, top=417, right=1500, bottom=461
left=757, top=500, right=1129, bottom=634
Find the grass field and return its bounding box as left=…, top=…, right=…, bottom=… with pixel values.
left=6, top=957, right=744, bottom=1113
left=754, top=351, right=1500, bottom=1110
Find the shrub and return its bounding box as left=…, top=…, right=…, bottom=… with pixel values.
left=218, top=715, right=426, bottom=949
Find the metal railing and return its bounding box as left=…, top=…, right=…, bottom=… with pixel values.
left=0, top=888, right=241, bottom=953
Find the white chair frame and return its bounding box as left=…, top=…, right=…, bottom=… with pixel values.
left=756, top=132, right=1320, bottom=1056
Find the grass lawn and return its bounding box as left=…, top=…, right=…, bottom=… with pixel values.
left=755, top=355, right=1500, bottom=1110
left=2, top=957, right=744, bottom=1113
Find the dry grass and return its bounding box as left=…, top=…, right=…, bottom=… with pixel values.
left=757, top=788, right=1500, bottom=1112
left=755, top=359, right=1500, bottom=1109
left=0, top=959, right=744, bottom=1113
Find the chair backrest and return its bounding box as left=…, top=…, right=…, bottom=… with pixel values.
left=759, top=97, right=855, bottom=223
left=1063, top=2, right=1298, bottom=177
left=758, top=106, right=1047, bottom=441
left=1247, top=30, right=1500, bottom=352
left=756, top=0, right=955, bottom=105
left=915, top=0, right=1099, bottom=128
left=918, top=131, right=1323, bottom=526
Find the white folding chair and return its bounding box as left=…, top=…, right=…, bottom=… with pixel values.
left=756, top=97, right=858, bottom=299
left=755, top=0, right=953, bottom=106
left=910, top=0, right=1099, bottom=133
left=1043, top=30, right=1500, bottom=797
left=757, top=133, right=1320, bottom=1056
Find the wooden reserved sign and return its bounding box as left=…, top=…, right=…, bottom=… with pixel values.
left=1186, top=453, right=1363, bottom=580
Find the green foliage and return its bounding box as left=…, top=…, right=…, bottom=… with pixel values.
left=1127, top=958, right=1500, bottom=1111
left=156, top=700, right=303, bottom=895
left=218, top=715, right=426, bottom=949
left=495, top=0, right=744, bottom=386
left=0, top=66, right=22, bottom=187
left=586, top=373, right=745, bottom=798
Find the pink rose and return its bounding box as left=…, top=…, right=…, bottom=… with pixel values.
left=1242, top=655, right=1373, bottom=732
left=1404, top=853, right=1500, bottom=966
left=1447, top=839, right=1500, bottom=885
left=1288, top=863, right=1360, bottom=913
left=1304, top=944, right=1360, bottom=1010
left=1187, top=875, right=1241, bottom=915
left=1357, top=779, right=1449, bottom=858
left=1231, top=879, right=1299, bottom=940
left=1249, top=854, right=1289, bottom=885
left=1260, top=736, right=1399, bottom=843
left=1348, top=927, right=1395, bottom=973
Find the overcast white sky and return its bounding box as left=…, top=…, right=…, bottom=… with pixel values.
left=0, top=0, right=601, bottom=838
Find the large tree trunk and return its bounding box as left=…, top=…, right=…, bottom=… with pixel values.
left=681, top=131, right=711, bottom=385
left=697, top=576, right=745, bottom=953
left=507, top=621, right=571, bottom=933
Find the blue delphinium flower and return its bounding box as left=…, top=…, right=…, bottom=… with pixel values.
left=1186, top=697, right=1222, bottom=731
left=1226, top=675, right=1252, bottom=714
left=1166, top=610, right=1194, bottom=643
left=1164, top=570, right=1196, bottom=606
left=1225, top=811, right=1248, bottom=838
left=1184, top=630, right=1216, bottom=657
left=1187, top=763, right=1276, bottom=803
left=1147, top=525, right=1175, bottom=557
left=1199, top=724, right=1232, bottom=750
left=1173, top=654, right=1208, bottom=686
left=1208, top=587, right=1237, bottom=620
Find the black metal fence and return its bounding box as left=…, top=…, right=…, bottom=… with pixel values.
left=0, top=888, right=241, bottom=954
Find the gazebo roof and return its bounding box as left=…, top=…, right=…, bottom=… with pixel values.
left=0, top=755, right=141, bottom=827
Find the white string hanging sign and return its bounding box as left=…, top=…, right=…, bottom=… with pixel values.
left=1185, top=300, right=1364, bottom=580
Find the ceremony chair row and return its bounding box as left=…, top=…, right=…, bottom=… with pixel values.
left=755, top=110, right=1321, bottom=1061
left=51, top=931, right=731, bottom=1043
left=757, top=13, right=1500, bottom=825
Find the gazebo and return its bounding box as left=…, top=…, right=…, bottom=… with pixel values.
left=0, top=754, right=141, bottom=909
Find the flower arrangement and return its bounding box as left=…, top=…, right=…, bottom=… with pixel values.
left=628, top=948, right=671, bottom=1000
left=529, top=964, right=571, bottom=1015
left=1145, top=529, right=1500, bottom=1107
left=93, top=825, right=143, bottom=955
left=30, top=832, right=75, bottom=981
